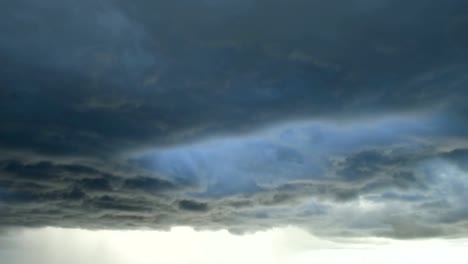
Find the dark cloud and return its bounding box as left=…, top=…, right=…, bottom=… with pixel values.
left=78, top=178, right=112, bottom=191
left=1, top=0, right=468, bottom=157
left=123, top=176, right=178, bottom=194
left=82, top=195, right=154, bottom=213
left=1, top=0, right=468, bottom=239
left=178, top=200, right=209, bottom=212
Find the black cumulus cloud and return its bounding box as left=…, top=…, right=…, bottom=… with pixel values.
left=1, top=0, right=468, bottom=238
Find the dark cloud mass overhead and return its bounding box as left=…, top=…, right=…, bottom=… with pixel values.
left=1, top=0, right=468, bottom=238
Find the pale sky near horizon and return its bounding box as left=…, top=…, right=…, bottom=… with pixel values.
left=1, top=226, right=468, bottom=264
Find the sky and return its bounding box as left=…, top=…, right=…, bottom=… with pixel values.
left=1, top=0, right=468, bottom=263
left=2, top=227, right=468, bottom=264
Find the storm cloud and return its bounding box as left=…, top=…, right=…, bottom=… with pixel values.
left=1, top=0, right=468, bottom=239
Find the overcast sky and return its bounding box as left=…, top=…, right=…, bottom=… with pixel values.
left=1, top=0, right=468, bottom=263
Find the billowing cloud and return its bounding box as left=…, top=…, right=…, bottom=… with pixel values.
left=1, top=0, right=468, bottom=239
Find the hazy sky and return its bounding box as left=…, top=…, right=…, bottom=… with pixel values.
left=1, top=0, right=468, bottom=263
left=2, top=227, right=468, bottom=264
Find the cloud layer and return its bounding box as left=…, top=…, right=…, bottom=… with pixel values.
left=1, top=0, right=468, bottom=238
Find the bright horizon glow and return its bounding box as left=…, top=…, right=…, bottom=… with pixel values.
left=1, top=226, right=467, bottom=264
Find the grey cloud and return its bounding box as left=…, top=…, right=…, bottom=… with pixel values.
left=2, top=142, right=468, bottom=238
left=335, top=149, right=428, bottom=190
left=123, top=176, right=178, bottom=194
left=441, top=148, right=468, bottom=170
left=78, top=178, right=112, bottom=191
left=0, top=160, right=182, bottom=226
left=2, top=144, right=468, bottom=238
left=1, top=0, right=468, bottom=239
left=379, top=220, right=446, bottom=239
left=82, top=195, right=155, bottom=213
left=178, top=200, right=210, bottom=212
